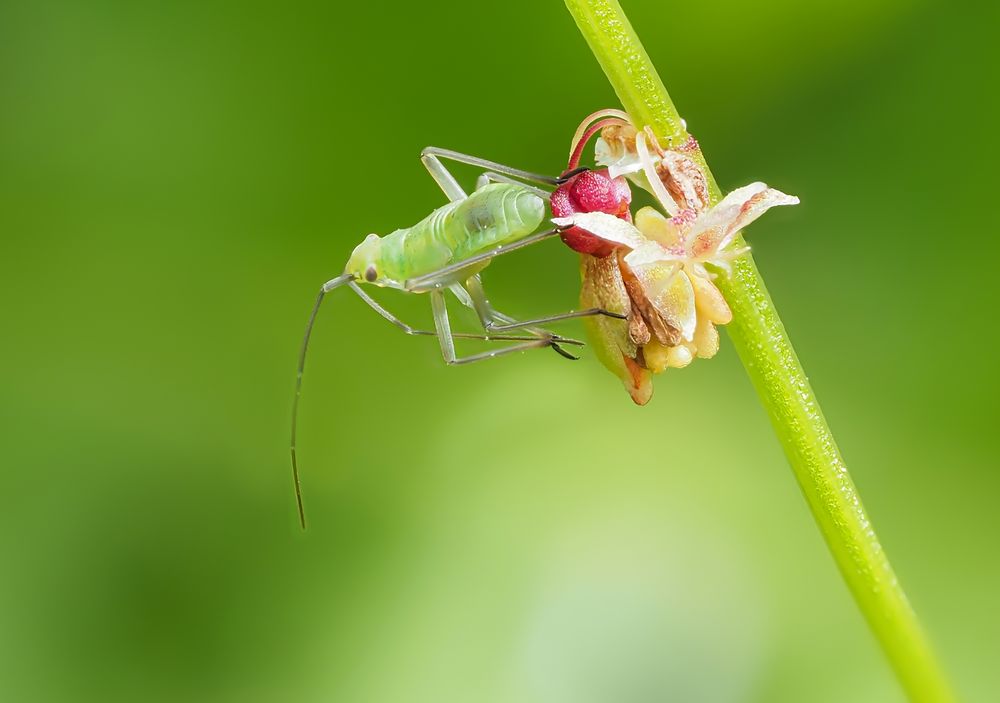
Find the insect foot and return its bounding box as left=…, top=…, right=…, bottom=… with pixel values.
left=547, top=336, right=582, bottom=361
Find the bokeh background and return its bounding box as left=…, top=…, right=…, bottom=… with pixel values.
left=1, top=0, right=997, bottom=701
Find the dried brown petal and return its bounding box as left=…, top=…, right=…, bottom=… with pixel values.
left=656, top=151, right=711, bottom=212
left=617, top=250, right=683, bottom=347
left=628, top=297, right=651, bottom=347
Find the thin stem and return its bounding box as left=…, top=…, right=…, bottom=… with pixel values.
left=563, top=1, right=957, bottom=701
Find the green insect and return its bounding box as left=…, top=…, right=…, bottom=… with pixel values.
left=290, top=147, right=624, bottom=528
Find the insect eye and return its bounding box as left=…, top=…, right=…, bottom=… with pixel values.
left=364, top=266, right=378, bottom=282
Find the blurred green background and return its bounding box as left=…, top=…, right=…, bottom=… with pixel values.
left=1, top=0, right=997, bottom=701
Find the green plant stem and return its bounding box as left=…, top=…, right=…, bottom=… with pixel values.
left=564, top=1, right=956, bottom=701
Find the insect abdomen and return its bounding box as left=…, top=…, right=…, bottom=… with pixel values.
left=443, top=184, right=545, bottom=261
left=378, top=184, right=545, bottom=282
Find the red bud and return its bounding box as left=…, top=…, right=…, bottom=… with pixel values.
left=551, top=169, right=632, bottom=257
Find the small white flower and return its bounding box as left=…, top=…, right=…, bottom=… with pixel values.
left=558, top=126, right=799, bottom=372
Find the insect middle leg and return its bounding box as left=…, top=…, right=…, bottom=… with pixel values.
left=429, top=289, right=559, bottom=365
left=462, top=275, right=625, bottom=333
left=403, top=234, right=624, bottom=344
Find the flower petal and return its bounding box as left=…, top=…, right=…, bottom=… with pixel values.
left=595, top=136, right=644, bottom=179
left=553, top=212, right=648, bottom=250
left=665, top=344, right=694, bottom=369
left=642, top=339, right=670, bottom=373
left=693, top=318, right=720, bottom=359
left=635, top=130, right=680, bottom=216
left=687, top=183, right=799, bottom=256
left=594, top=122, right=644, bottom=178
left=618, top=255, right=683, bottom=347
left=634, top=206, right=682, bottom=248
left=628, top=297, right=651, bottom=346
left=690, top=271, right=732, bottom=325
left=622, top=240, right=679, bottom=269
left=629, top=263, right=697, bottom=342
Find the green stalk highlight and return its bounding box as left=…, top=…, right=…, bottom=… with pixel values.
left=563, top=1, right=956, bottom=700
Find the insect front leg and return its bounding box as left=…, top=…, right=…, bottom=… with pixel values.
left=404, top=228, right=561, bottom=291
left=429, top=289, right=558, bottom=365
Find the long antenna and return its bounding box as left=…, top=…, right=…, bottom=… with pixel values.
left=291, top=273, right=354, bottom=530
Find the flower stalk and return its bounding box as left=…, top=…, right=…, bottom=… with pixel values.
left=563, top=0, right=956, bottom=700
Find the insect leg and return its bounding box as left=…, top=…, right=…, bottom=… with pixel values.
left=421, top=152, right=468, bottom=202
left=483, top=308, right=625, bottom=331
left=462, top=273, right=623, bottom=330
left=430, top=289, right=556, bottom=365
left=422, top=147, right=564, bottom=186
left=347, top=281, right=581, bottom=345
left=475, top=172, right=551, bottom=200
left=456, top=275, right=577, bottom=360
left=404, top=228, right=561, bottom=291
left=447, top=281, right=581, bottom=359
left=402, top=228, right=596, bottom=358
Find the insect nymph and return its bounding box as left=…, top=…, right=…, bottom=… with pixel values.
left=290, top=147, right=625, bottom=528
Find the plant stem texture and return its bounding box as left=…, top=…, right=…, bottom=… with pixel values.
left=563, top=1, right=956, bottom=700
